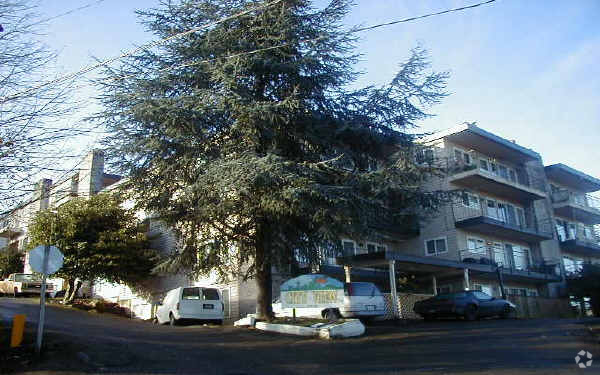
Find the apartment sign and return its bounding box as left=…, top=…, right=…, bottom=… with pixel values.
left=280, top=274, right=344, bottom=309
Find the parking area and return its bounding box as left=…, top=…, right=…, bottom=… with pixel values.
left=1, top=297, right=599, bottom=374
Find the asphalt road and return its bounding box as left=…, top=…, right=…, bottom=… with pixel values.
left=1, top=297, right=598, bottom=375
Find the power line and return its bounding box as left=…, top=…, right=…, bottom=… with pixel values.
left=1, top=0, right=496, bottom=103
left=354, top=0, right=496, bottom=32
left=34, top=0, right=107, bottom=26
left=0, top=0, right=283, bottom=104
left=110, top=0, right=497, bottom=83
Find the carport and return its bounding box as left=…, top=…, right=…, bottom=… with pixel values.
left=336, top=251, right=471, bottom=318
left=337, top=250, right=562, bottom=317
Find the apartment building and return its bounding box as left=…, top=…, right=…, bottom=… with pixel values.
left=335, top=124, right=567, bottom=305
left=544, top=164, right=600, bottom=278
left=0, top=150, right=121, bottom=274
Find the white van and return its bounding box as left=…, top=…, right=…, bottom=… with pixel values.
left=273, top=282, right=386, bottom=321
left=155, top=286, right=224, bottom=325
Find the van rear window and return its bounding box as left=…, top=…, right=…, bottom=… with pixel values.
left=182, top=287, right=201, bottom=300
left=202, top=288, right=219, bottom=300
left=344, top=282, right=381, bottom=296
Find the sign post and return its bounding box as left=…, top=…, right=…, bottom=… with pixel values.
left=29, top=244, right=63, bottom=356
left=36, top=244, right=50, bottom=356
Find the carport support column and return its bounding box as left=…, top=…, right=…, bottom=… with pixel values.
left=463, top=268, right=470, bottom=290
left=344, top=265, right=352, bottom=283
left=432, top=275, right=437, bottom=295
left=389, top=260, right=399, bottom=318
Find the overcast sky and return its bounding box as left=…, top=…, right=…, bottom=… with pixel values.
left=37, top=0, right=600, bottom=179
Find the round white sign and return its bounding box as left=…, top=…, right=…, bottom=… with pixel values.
left=29, top=245, right=64, bottom=275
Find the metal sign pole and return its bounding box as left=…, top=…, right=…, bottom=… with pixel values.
left=35, top=244, right=50, bottom=356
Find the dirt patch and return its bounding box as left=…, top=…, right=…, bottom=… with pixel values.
left=267, top=317, right=329, bottom=327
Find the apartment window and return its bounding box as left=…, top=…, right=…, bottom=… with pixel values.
left=527, top=289, right=538, bottom=297
left=563, top=256, right=583, bottom=274
left=567, top=223, right=577, bottom=239
left=425, top=237, right=447, bottom=256
left=467, top=237, right=486, bottom=255
left=584, top=225, right=593, bottom=239
left=498, top=165, right=508, bottom=179
left=479, top=159, right=489, bottom=171
left=508, top=169, right=517, bottom=183
left=556, top=219, right=567, bottom=241
left=367, top=243, right=376, bottom=253
left=486, top=199, right=498, bottom=219
left=454, top=148, right=471, bottom=165
left=342, top=240, right=355, bottom=256
left=516, top=208, right=526, bottom=227
left=437, top=285, right=452, bottom=294
left=376, top=245, right=387, bottom=253
left=512, top=246, right=530, bottom=270
left=461, top=192, right=479, bottom=209
left=416, top=148, right=434, bottom=164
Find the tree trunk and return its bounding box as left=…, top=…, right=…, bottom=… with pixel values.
left=255, top=223, right=274, bottom=321
left=62, top=278, right=74, bottom=304
left=66, top=278, right=82, bottom=303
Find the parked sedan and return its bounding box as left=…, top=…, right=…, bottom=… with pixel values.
left=413, top=290, right=516, bottom=321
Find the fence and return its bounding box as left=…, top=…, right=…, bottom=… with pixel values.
left=505, top=295, right=575, bottom=319
left=452, top=201, right=554, bottom=238
left=381, top=293, right=573, bottom=320
left=551, top=190, right=600, bottom=212
left=381, top=292, right=434, bottom=320
left=444, top=155, right=547, bottom=193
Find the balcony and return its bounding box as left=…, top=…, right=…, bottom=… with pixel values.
left=452, top=202, right=553, bottom=242
left=551, top=190, right=600, bottom=224
left=459, top=246, right=561, bottom=282
left=0, top=218, right=23, bottom=238
left=557, top=225, right=600, bottom=256
left=446, top=158, right=547, bottom=203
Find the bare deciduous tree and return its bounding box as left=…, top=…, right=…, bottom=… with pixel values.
left=0, top=0, right=83, bottom=210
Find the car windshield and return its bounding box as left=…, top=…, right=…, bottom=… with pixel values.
left=14, top=274, right=40, bottom=282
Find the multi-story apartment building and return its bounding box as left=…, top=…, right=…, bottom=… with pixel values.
left=334, top=124, right=566, bottom=304
left=544, top=163, right=600, bottom=278
left=0, top=150, right=121, bottom=274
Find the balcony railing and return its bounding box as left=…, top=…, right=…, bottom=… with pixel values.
left=557, top=223, right=600, bottom=248
left=551, top=190, right=600, bottom=212
left=452, top=201, right=554, bottom=238
left=459, top=246, right=561, bottom=278
left=444, top=155, right=547, bottom=193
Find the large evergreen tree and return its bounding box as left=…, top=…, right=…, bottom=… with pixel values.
left=95, top=0, right=449, bottom=319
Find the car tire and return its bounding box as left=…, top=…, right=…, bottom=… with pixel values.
left=152, top=317, right=159, bottom=325
left=169, top=313, right=178, bottom=326
left=13, top=287, right=18, bottom=298
left=500, top=304, right=512, bottom=319
left=464, top=304, right=478, bottom=321
left=324, top=309, right=340, bottom=322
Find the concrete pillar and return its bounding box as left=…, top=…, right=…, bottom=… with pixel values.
left=343, top=265, right=352, bottom=283
left=432, top=275, right=437, bottom=295
left=389, top=260, right=399, bottom=318
left=463, top=268, right=470, bottom=290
